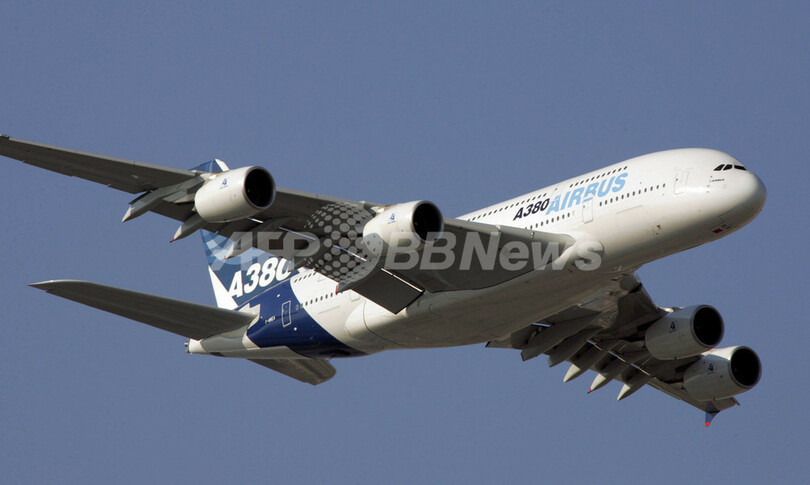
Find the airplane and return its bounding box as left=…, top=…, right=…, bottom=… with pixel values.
left=0, top=135, right=766, bottom=425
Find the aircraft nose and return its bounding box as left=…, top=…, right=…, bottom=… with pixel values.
left=741, top=171, right=767, bottom=215
left=716, top=169, right=766, bottom=229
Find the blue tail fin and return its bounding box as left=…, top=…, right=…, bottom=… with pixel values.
left=202, top=230, right=296, bottom=310
left=190, top=159, right=230, bottom=174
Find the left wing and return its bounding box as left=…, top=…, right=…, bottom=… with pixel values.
left=3, top=135, right=574, bottom=313
left=487, top=274, right=745, bottom=424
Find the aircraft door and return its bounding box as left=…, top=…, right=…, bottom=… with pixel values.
left=674, top=170, right=689, bottom=195
left=281, top=300, right=292, bottom=327
left=582, top=199, right=593, bottom=223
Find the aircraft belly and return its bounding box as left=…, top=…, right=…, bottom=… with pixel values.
left=598, top=195, right=718, bottom=269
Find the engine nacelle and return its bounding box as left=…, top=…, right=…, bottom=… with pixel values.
left=644, top=305, right=724, bottom=360
left=683, top=346, right=762, bottom=401
left=362, top=201, right=444, bottom=256
left=194, top=166, right=275, bottom=222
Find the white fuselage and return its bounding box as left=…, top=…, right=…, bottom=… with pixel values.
left=191, top=148, right=766, bottom=359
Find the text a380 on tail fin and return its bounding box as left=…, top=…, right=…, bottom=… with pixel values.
left=1, top=134, right=765, bottom=424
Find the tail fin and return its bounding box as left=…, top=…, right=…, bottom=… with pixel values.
left=202, top=229, right=295, bottom=310
left=190, top=158, right=230, bottom=174
left=202, top=231, right=267, bottom=307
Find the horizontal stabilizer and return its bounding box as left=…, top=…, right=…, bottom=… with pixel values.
left=30, top=280, right=256, bottom=339
left=249, top=358, right=336, bottom=385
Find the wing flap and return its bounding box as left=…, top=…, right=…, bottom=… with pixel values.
left=30, top=280, right=256, bottom=339
left=340, top=267, right=424, bottom=314
left=249, top=358, right=336, bottom=385
left=395, top=220, right=575, bottom=293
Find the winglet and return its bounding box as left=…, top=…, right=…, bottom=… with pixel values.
left=704, top=410, right=719, bottom=427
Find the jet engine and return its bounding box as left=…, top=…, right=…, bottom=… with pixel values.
left=362, top=201, right=444, bottom=256
left=194, top=166, right=275, bottom=222
left=683, top=346, right=762, bottom=400
left=644, top=305, right=724, bottom=360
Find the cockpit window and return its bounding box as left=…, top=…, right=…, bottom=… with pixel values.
left=714, top=163, right=747, bottom=172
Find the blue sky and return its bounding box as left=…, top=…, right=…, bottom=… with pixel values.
left=1, top=2, right=808, bottom=483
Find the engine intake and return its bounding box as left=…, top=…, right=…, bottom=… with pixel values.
left=194, top=166, right=275, bottom=222
left=645, top=305, right=724, bottom=360
left=362, top=201, right=444, bottom=256
left=683, top=346, right=762, bottom=401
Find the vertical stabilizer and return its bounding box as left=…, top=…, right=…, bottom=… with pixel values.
left=201, top=230, right=288, bottom=309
